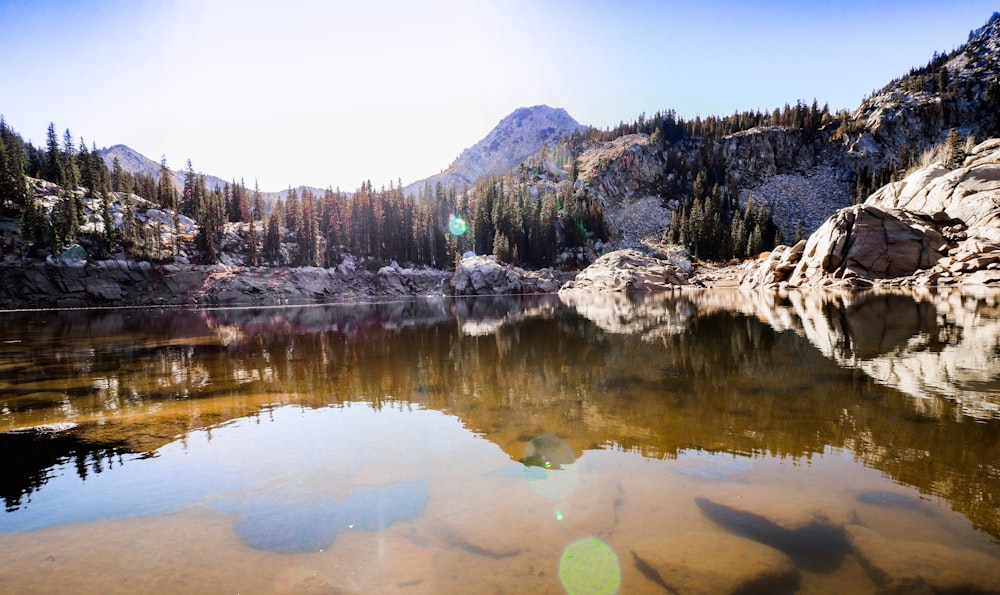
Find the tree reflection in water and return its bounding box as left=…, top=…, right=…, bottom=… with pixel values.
left=0, top=290, right=998, bottom=591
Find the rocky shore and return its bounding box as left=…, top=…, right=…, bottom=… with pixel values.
left=5, top=139, right=1000, bottom=310
left=0, top=253, right=580, bottom=309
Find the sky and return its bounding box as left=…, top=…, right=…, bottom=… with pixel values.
left=1, top=0, right=997, bottom=192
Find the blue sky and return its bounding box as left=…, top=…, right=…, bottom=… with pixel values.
left=0, top=0, right=996, bottom=191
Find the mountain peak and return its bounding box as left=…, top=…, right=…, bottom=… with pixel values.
left=405, top=105, right=585, bottom=195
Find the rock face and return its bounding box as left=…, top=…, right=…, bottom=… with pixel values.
left=405, top=105, right=584, bottom=195
left=0, top=258, right=452, bottom=308
left=722, top=127, right=821, bottom=185
left=574, top=134, right=667, bottom=208
left=742, top=139, right=1000, bottom=288
left=559, top=249, right=692, bottom=293
left=571, top=134, right=676, bottom=248
left=788, top=204, right=949, bottom=285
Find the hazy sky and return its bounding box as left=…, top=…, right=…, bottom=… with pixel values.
left=1, top=0, right=996, bottom=191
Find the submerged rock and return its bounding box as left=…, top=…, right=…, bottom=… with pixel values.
left=630, top=531, right=799, bottom=595
left=695, top=484, right=852, bottom=572
left=234, top=476, right=429, bottom=554
left=846, top=524, right=1000, bottom=593
left=855, top=490, right=937, bottom=517
left=697, top=483, right=852, bottom=533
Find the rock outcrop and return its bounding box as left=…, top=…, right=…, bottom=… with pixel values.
left=574, top=134, right=667, bottom=209
left=559, top=249, right=692, bottom=293
left=450, top=255, right=564, bottom=296
left=844, top=14, right=1000, bottom=171
left=742, top=139, right=1000, bottom=288
left=722, top=126, right=822, bottom=185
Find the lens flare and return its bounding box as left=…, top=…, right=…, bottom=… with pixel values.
left=448, top=214, right=468, bottom=236
left=558, top=537, right=621, bottom=595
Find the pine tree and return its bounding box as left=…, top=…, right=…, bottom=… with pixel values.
left=944, top=128, right=965, bottom=167
left=19, top=188, right=51, bottom=252
left=157, top=156, right=176, bottom=210
left=76, top=138, right=94, bottom=196
left=111, top=156, right=124, bottom=192
left=43, top=123, right=61, bottom=184
left=296, top=189, right=319, bottom=266
left=182, top=159, right=198, bottom=217
left=0, top=118, right=28, bottom=215
left=284, top=187, right=300, bottom=236
left=60, top=129, right=79, bottom=191
left=121, top=191, right=138, bottom=258
left=246, top=180, right=263, bottom=266
left=793, top=220, right=806, bottom=244
left=264, top=199, right=283, bottom=264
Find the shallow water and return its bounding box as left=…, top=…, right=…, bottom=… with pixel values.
left=1, top=289, right=999, bottom=593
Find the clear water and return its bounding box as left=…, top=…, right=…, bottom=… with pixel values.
left=0, top=289, right=998, bottom=593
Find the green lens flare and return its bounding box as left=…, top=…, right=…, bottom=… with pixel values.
left=558, top=537, right=621, bottom=595
left=448, top=215, right=468, bottom=236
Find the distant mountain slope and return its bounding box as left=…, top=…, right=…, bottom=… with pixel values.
left=98, top=144, right=323, bottom=206
left=98, top=144, right=230, bottom=193
left=404, top=105, right=586, bottom=196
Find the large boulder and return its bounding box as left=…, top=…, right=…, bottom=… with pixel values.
left=560, top=249, right=691, bottom=293
left=450, top=255, right=563, bottom=295
left=787, top=204, right=948, bottom=285
left=451, top=255, right=522, bottom=295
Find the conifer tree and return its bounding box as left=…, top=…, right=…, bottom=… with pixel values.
left=19, top=188, right=51, bottom=251
left=157, top=156, right=176, bottom=210
left=60, top=129, right=79, bottom=191
left=246, top=180, right=263, bottom=266
left=0, top=118, right=28, bottom=215
left=945, top=128, right=965, bottom=167
left=264, top=198, right=283, bottom=264
left=182, top=159, right=198, bottom=217
left=296, top=189, right=319, bottom=266
left=111, top=156, right=124, bottom=192
left=121, top=191, right=138, bottom=258
left=793, top=220, right=806, bottom=244
left=43, top=123, right=62, bottom=184
left=284, top=187, right=300, bottom=236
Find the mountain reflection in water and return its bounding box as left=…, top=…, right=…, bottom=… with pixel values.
left=1, top=289, right=999, bottom=593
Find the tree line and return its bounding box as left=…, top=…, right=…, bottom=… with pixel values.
left=0, top=118, right=609, bottom=269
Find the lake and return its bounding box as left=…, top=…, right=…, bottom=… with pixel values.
left=1, top=289, right=999, bottom=593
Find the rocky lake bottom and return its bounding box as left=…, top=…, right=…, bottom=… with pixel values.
left=1, top=291, right=998, bottom=593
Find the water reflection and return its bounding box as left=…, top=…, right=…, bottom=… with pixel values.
left=0, top=291, right=999, bottom=591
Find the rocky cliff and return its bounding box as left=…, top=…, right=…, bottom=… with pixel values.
left=844, top=13, right=1000, bottom=171
left=741, top=139, right=1000, bottom=288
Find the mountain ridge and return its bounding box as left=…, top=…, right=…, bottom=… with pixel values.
left=98, top=144, right=326, bottom=205
left=403, top=105, right=586, bottom=196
